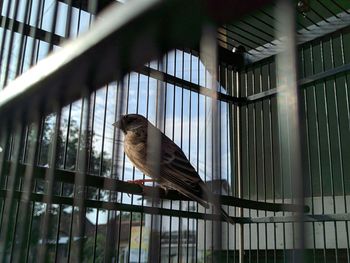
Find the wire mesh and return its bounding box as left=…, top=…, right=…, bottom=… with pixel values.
left=0, top=0, right=350, bottom=263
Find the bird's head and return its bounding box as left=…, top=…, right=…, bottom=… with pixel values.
left=113, top=114, right=148, bottom=134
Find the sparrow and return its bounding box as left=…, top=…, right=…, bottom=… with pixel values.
left=113, top=114, right=233, bottom=224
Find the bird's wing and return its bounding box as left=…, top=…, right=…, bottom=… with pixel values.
left=158, top=134, right=210, bottom=208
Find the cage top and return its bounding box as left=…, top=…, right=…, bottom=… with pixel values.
left=57, top=0, right=350, bottom=66
left=218, top=0, right=350, bottom=64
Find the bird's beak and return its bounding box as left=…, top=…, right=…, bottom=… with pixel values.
left=113, top=120, right=121, bottom=128
left=113, top=115, right=125, bottom=132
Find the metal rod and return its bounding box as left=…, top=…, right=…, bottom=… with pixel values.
left=0, top=118, right=24, bottom=262
left=2, top=0, right=20, bottom=88
left=2, top=187, right=342, bottom=223
left=246, top=62, right=350, bottom=102
left=236, top=70, right=244, bottom=263
left=276, top=1, right=305, bottom=262
left=330, top=0, right=349, bottom=14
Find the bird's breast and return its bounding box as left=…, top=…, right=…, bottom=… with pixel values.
left=124, top=133, right=152, bottom=175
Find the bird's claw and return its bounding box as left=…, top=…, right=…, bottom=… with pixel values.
left=127, top=179, right=154, bottom=185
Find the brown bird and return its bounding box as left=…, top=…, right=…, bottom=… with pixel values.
left=113, top=114, right=233, bottom=224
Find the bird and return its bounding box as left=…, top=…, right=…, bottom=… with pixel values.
left=113, top=114, right=234, bottom=224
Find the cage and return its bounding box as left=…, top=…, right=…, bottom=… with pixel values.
left=0, top=0, right=350, bottom=262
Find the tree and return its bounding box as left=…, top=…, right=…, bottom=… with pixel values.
left=21, top=114, right=114, bottom=261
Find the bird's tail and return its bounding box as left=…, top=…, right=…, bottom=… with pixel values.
left=200, top=182, right=235, bottom=224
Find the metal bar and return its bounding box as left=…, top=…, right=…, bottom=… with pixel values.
left=318, top=39, right=329, bottom=263
left=259, top=65, right=268, bottom=263
left=187, top=50, right=193, bottom=262
left=247, top=10, right=350, bottom=64
left=267, top=61, right=277, bottom=263
left=115, top=76, right=128, bottom=263
left=126, top=69, right=134, bottom=263
left=217, top=27, right=262, bottom=50
left=328, top=32, right=340, bottom=263
left=0, top=1, right=15, bottom=89
left=246, top=62, right=350, bottom=102
left=317, top=0, right=339, bottom=19
left=13, top=0, right=33, bottom=79
left=3, top=14, right=248, bottom=80
left=236, top=71, right=244, bottom=263
left=301, top=11, right=321, bottom=27
left=339, top=31, right=350, bottom=262
left=54, top=0, right=75, bottom=249
left=204, top=60, right=207, bottom=263
left=113, top=79, right=125, bottom=263
left=228, top=67, right=236, bottom=263
left=29, top=0, right=45, bottom=67
left=177, top=49, right=184, bottom=263
left=250, top=13, right=276, bottom=30
left=225, top=68, right=231, bottom=263
left=2, top=0, right=20, bottom=88
left=0, top=126, right=11, bottom=241
left=247, top=70, right=252, bottom=263
left=138, top=66, right=151, bottom=263
left=140, top=66, right=244, bottom=105
left=276, top=1, right=305, bottom=262
left=0, top=118, right=24, bottom=261
left=298, top=62, right=350, bottom=86
left=66, top=3, right=84, bottom=261
left=0, top=0, right=274, bottom=121
left=302, top=43, right=317, bottom=263
left=309, top=6, right=330, bottom=24
left=157, top=58, right=168, bottom=262
left=96, top=85, right=109, bottom=262
left=38, top=108, right=62, bottom=262
left=186, top=51, right=191, bottom=263
left=0, top=189, right=347, bottom=223
left=47, top=0, right=59, bottom=52
left=240, top=19, right=275, bottom=38
left=330, top=0, right=349, bottom=14
left=195, top=53, right=200, bottom=263
left=58, top=0, right=117, bottom=15
left=72, top=90, right=90, bottom=262
left=253, top=66, right=260, bottom=263
left=19, top=117, right=42, bottom=262
left=222, top=24, right=274, bottom=47
left=0, top=14, right=245, bottom=105
left=167, top=54, right=176, bottom=263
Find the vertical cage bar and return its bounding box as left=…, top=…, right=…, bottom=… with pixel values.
left=167, top=54, right=176, bottom=263
left=29, top=0, right=44, bottom=67
left=17, top=116, right=41, bottom=261
left=186, top=51, right=192, bottom=263
left=71, top=85, right=91, bottom=262
left=268, top=62, right=277, bottom=263
left=37, top=107, right=62, bottom=262
left=275, top=0, right=305, bottom=262
left=14, top=0, right=33, bottom=78
left=115, top=75, right=129, bottom=263
left=339, top=31, right=350, bottom=262
left=113, top=78, right=127, bottom=263
left=0, top=0, right=15, bottom=89
left=0, top=117, right=24, bottom=261
left=2, top=0, right=20, bottom=88
left=235, top=69, right=244, bottom=263
left=195, top=52, right=200, bottom=263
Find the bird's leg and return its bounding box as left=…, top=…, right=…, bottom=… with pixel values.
left=127, top=179, right=155, bottom=185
